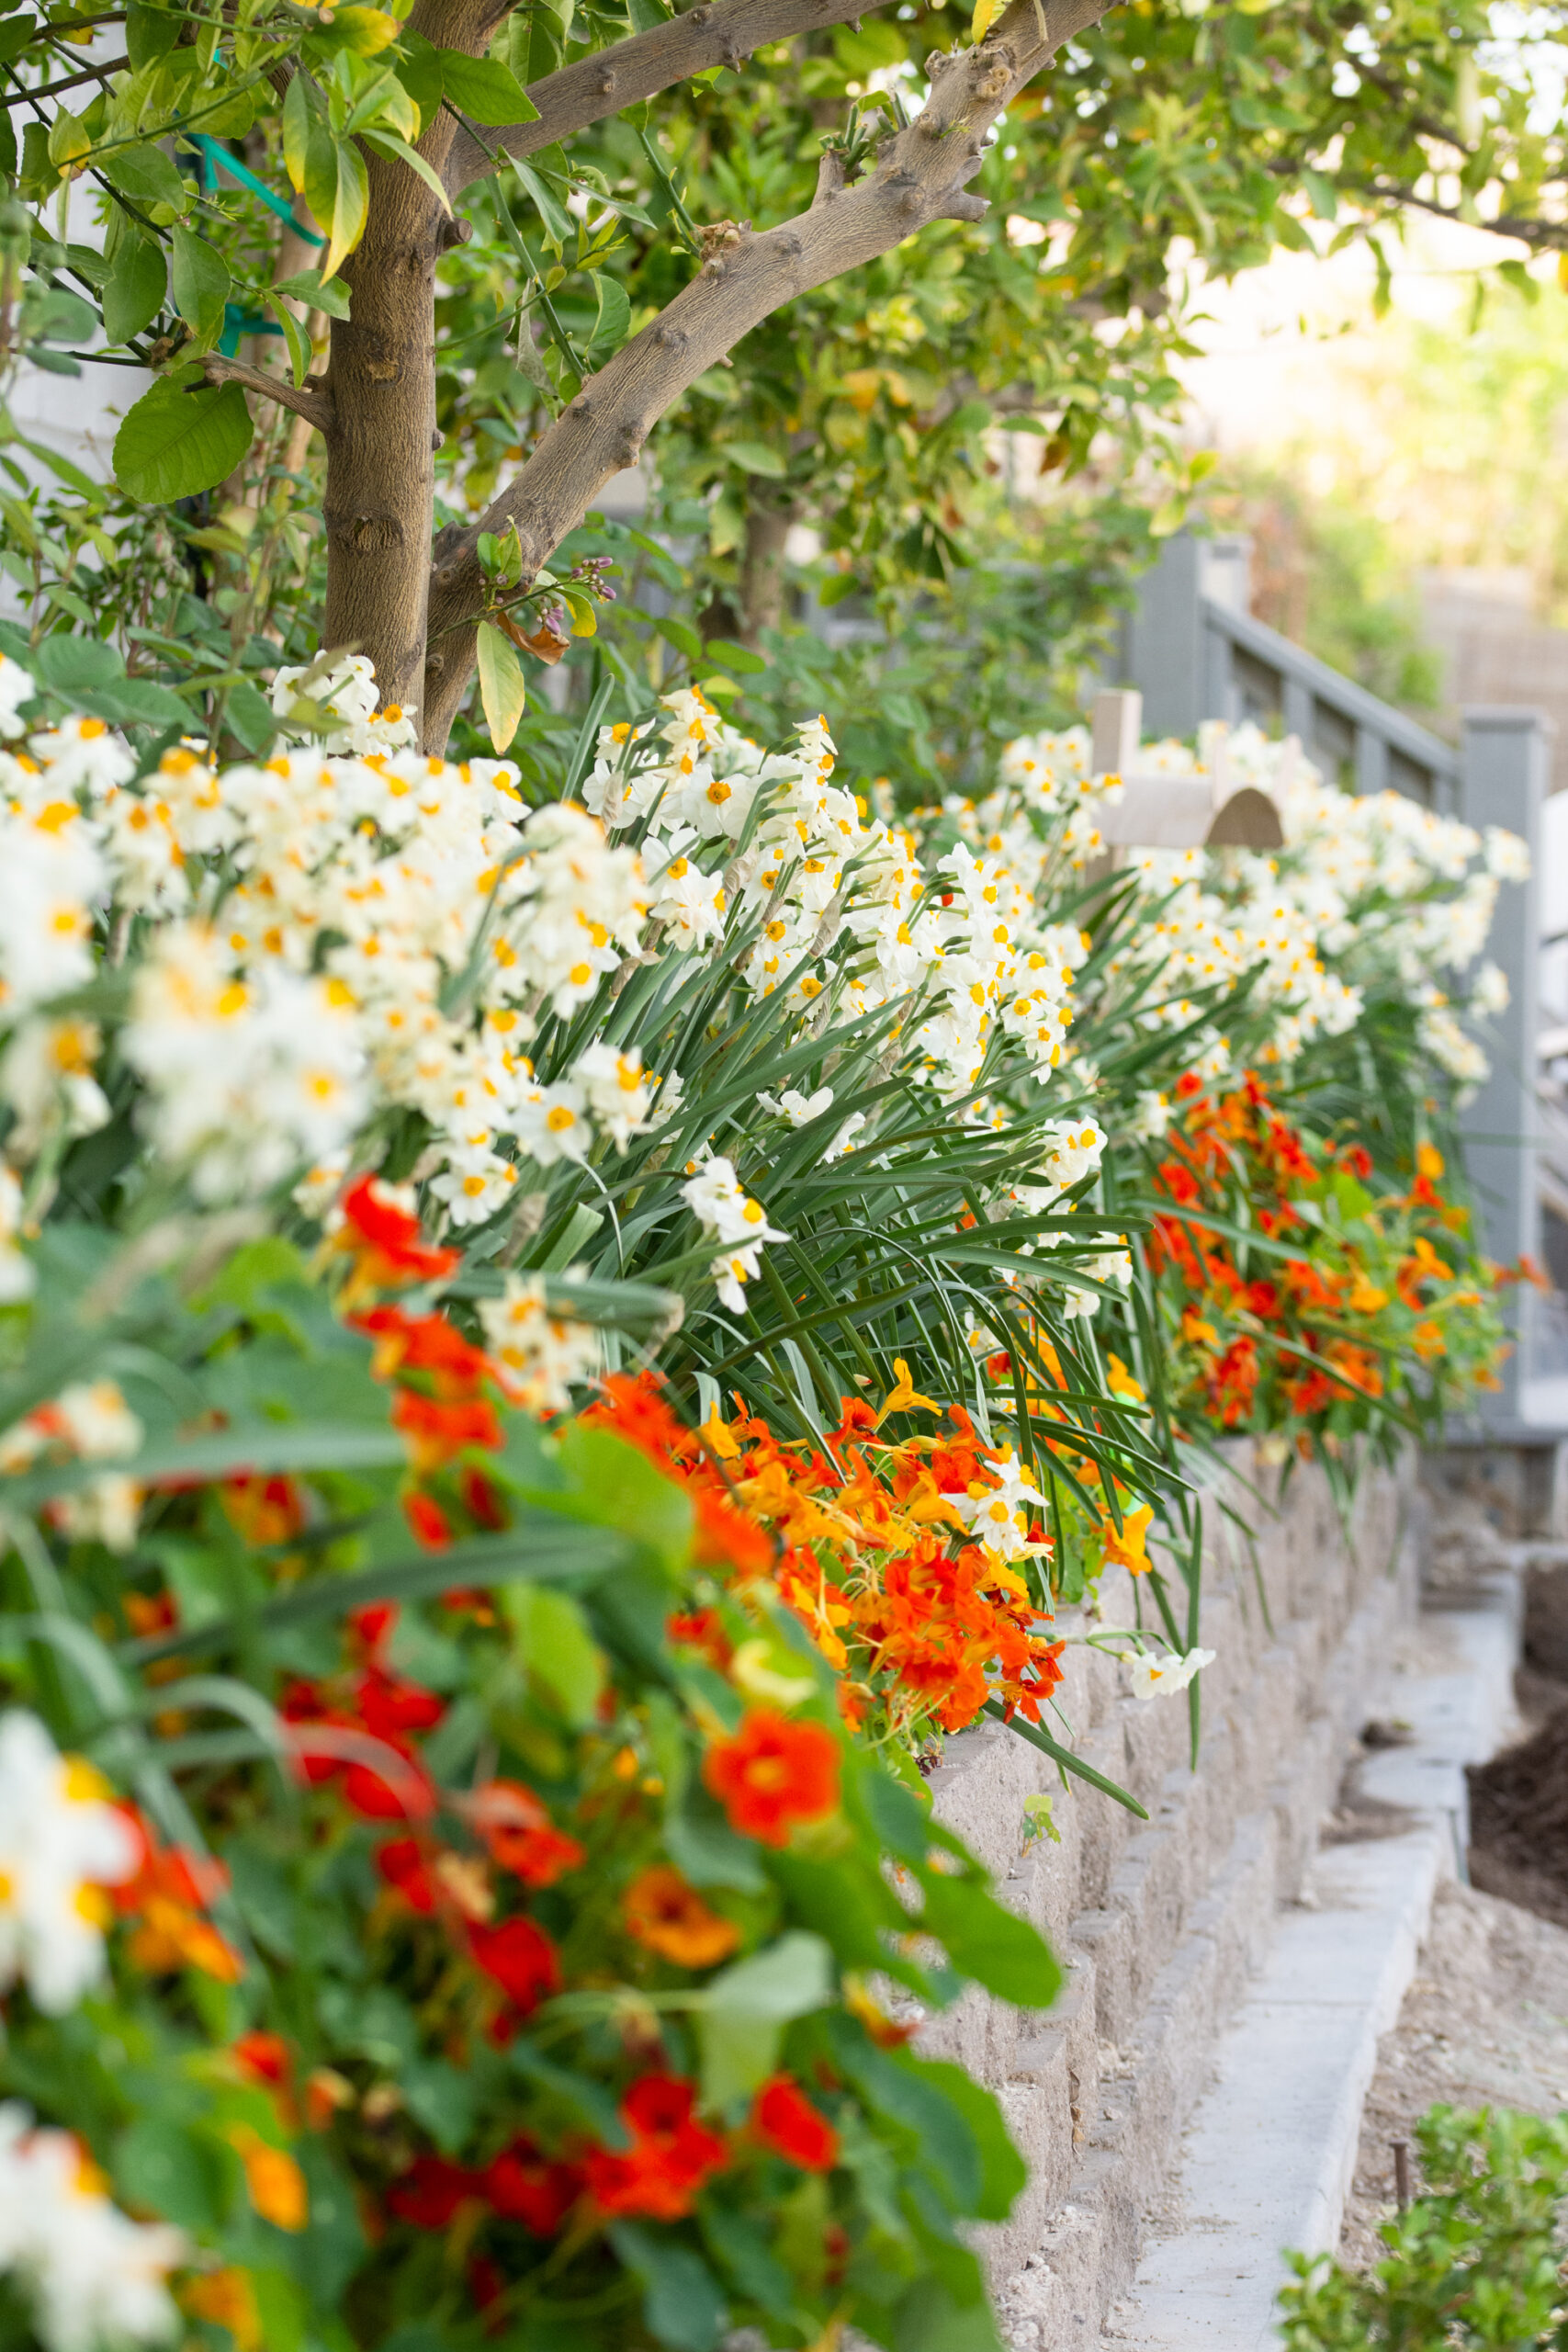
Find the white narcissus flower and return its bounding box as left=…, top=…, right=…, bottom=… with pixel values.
left=953, top=1456, right=1045, bottom=1561
left=0, top=1162, right=32, bottom=1304
left=0, top=1713, right=141, bottom=2015
left=572, top=1043, right=652, bottom=1148
left=478, top=1273, right=601, bottom=1414
left=756, top=1086, right=835, bottom=1127
left=0, top=652, right=34, bottom=738
left=1470, top=959, right=1510, bottom=1017
left=1123, top=1647, right=1216, bottom=1700
left=0, top=2103, right=186, bottom=2352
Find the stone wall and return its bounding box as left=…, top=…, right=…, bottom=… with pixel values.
left=919, top=1444, right=1417, bottom=2351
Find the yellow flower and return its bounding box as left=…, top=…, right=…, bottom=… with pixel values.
left=1100, top=1504, right=1155, bottom=1577
left=875, top=1358, right=942, bottom=1425
left=1413, top=1320, right=1445, bottom=1362
left=1416, top=1142, right=1444, bottom=1182
left=1106, top=1353, right=1146, bottom=1407
left=697, top=1401, right=740, bottom=1461
left=1348, top=1273, right=1389, bottom=1315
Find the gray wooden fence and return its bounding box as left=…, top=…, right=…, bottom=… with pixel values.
left=1113, top=534, right=1558, bottom=1437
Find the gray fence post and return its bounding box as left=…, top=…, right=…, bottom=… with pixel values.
left=1458, top=707, right=1550, bottom=1422
left=1119, top=533, right=1253, bottom=740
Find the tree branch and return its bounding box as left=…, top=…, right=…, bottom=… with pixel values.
left=199, top=353, right=334, bottom=431
left=445, top=0, right=919, bottom=193
left=1316, top=168, right=1568, bottom=252
left=422, top=0, right=1120, bottom=745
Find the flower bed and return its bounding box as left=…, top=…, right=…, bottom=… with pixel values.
left=0, top=653, right=1532, bottom=2352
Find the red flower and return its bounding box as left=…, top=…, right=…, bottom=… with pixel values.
left=404, top=1490, right=454, bottom=1550
left=393, top=1388, right=503, bottom=1472
left=583, top=2074, right=728, bottom=2221
left=703, top=1710, right=840, bottom=1847
left=337, top=1176, right=461, bottom=1291
left=468, top=1916, right=561, bottom=2025
left=482, top=2138, right=583, bottom=2234
left=355, top=1305, right=494, bottom=1396
left=355, top=1666, right=445, bottom=1743
left=376, top=1837, right=437, bottom=1914
left=467, top=1781, right=585, bottom=1887
left=751, top=2075, right=839, bottom=2172
left=389, top=2154, right=483, bottom=2228
left=231, top=2030, right=291, bottom=2090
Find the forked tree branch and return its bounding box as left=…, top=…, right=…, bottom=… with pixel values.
left=198, top=352, right=335, bottom=430
left=421, top=0, right=1119, bottom=745
left=443, top=0, right=902, bottom=192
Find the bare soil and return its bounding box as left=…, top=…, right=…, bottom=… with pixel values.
left=1338, top=1564, right=1568, bottom=2270
left=1337, top=1877, right=1568, bottom=2265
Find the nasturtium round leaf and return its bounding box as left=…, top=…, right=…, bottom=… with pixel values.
left=113, top=370, right=255, bottom=504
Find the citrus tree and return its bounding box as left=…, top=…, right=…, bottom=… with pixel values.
left=8, top=0, right=1568, bottom=754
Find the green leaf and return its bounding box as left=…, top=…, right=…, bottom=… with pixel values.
left=282, top=69, right=313, bottom=193
left=626, top=0, right=671, bottom=27
left=113, top=2120, right=228, bottom=2233
left=100, top=142, right=191, bottom=215
left=724, top=438, right=787, bottom=477
left=400, top=2059, right=478, bottom=2154
left=112, top=371, right=256, bottom=505
left=513, top=156, right=573, bottom=252
left=1300, top=165, right=1337, bottom=221
left=324, top=137, right=370, bottom=280
left=271, top=298, right=312, bottom=390
left=705, top=638, right=766, bottom=675
left=554, top=1422, right=693, bottom=1570
left=501, top=1583, right=604, bottom=1726
left=102, top=233, right=166, bottom=345
left=587, top=271, right=631, bottom=355
left=915, top=1869, right=1062, bottom=2009
left=893, top=2278, right=1005, bottom=2352
left=694, top=1930, right=834, bottom=2107
left=981, top=1700, right=1148, bottom=1815
left=436, top=47, right=539, bottom=124
left=476, top=618, right=526, bottom=752
left=32, top=635, right=123, bottom=694
left=358, top=129, right=454, bottom=217
left=83, top=677, right=192, bottom=728
left=393, top=32, right=446, bottom=131
left=274, top=268, right=353, bottom=320
left=169, top=222, right=231, bottom=347
left=607, top=2225, right=727, bottom=2352
left=905, top=2059, right=1026, bottom=2222
left=656, top=614, right=704, bottom=662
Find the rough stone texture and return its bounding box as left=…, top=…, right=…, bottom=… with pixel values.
left=917, top=1442, right=1416, bottom=2351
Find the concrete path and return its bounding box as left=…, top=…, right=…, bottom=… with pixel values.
left=1106, top=1566, right=1522, bottom=2351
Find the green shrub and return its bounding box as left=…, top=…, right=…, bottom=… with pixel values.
left=1280, top=2107, right=1568, bottom=2350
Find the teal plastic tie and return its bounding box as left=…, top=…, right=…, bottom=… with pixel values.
left=218, top=305, right=286, bottom=357
left=189, top=133, right=325, bottom=246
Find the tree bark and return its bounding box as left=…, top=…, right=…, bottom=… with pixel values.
left=420, top=0, right=1122, bottom=749
left=318, top=150, right=448, bottom=712
left=739, top=497, right=795, bottom=643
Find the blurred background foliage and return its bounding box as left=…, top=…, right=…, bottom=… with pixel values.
left=10, top=0, right=1568, bottom=775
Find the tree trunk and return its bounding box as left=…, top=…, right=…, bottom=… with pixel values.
left=739, top=498, right=795, bottom=644
left=320, top=150, right=449, bottom=717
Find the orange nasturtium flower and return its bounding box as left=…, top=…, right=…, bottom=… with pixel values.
left=184, top=2270, right=262, bottom=2352
left=1099, top=1504, right=1155, bottom=1577
left=703, top=1710, right=840, bottom=1846
left=623, top=1865, right=741, bottom=1968
left=229, top=2128, right=309, bottom=2231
